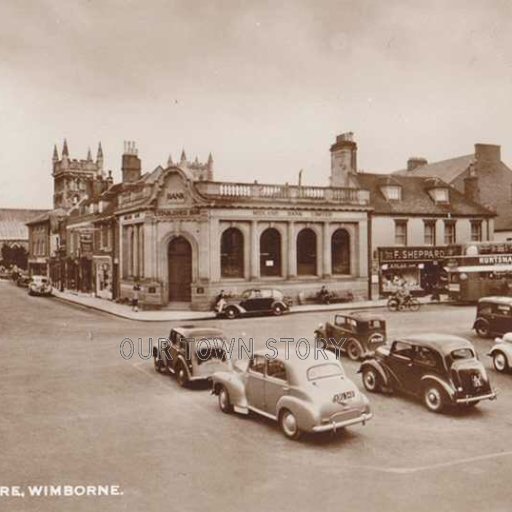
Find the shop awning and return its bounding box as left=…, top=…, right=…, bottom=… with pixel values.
left=447, top=264, right=512, bottom=273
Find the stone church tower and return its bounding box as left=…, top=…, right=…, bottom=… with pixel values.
left=52, top=140, right=108, bottom=209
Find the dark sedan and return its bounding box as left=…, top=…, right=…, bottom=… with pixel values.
left=218, top=288, right=291, bottom=320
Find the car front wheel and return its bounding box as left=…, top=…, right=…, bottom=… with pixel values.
left=423, top=384, right=446, bottom=413
left=346, top=339, right=362, bottom=361
left=362, top=367, right=381, bottom=393
left=225, top=307, right=238, bottom=320
left=273, top=304, right=284, bottom=316
left=218, top=386, right=233, bottom=414
left=475, top=322, right=490, bottom=338
left=493, top=351, right=509, bottom=373
left=153, top=356, right=163, bottom=373
left=176, top=364, right=189, bottom=388
left=279, top=409, right=302, bottom=440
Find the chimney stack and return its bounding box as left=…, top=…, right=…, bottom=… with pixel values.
left=122, top=141, right=141, bottom=183
left=330, top=132, right=357, bottom=187
left=475, top=143, right=501, bottom=163
left=407, top=157, right=428, bottom=172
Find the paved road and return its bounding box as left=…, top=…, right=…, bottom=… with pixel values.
left=1, top=280, right=511, bottom=512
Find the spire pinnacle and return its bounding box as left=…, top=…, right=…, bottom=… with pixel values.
left=62, top=139, right=69, bottom=157
left=97, top=141, right=103, bottom=159
left=52, top=144, right=59, bottom=163
left=87, top=147, right=92, bottom=161
left=180, top=149, right=187, bottom=162
left=207, top=152, right=213, bottom=164
left=167, top=154, right=173, bottom=166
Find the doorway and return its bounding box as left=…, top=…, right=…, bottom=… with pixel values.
left=168, top=237, right=192, bottom=302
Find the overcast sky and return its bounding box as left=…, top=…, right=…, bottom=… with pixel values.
left=1, top=0, right=511, bottom=209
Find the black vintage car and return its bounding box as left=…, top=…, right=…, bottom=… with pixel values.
left=314, top=313, right=386, bottom=361
left=359, top=334, right=497, bottom=413
left=152, top=326, right=228, bottom=387
left=218, top=288, right=291, bottom=320
left=473, top=296, right=512, bottom=338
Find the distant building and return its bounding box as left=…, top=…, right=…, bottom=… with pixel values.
left=0, top=209, right=49, bottom=251
left=393, top=143, right=512, bottom=240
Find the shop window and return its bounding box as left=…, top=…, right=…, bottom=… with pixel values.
left=221, top=228, right=244, bottom=278
left=297, top=228, right=317, bottom=276
left=260, top=228, right=281, bottom=277
left=471, top=221, right=482, bottom=242
left=444, top=222, right=456, bottom=245
left=331, top=229, right=350, bottom=275
left=394, top=220, right=408, bottom=246
left=424, top=221, right=436, bottom=246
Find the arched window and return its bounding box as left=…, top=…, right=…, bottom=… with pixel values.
left=260, top=228, right=281, bottom=276
left=297, top=228, right=317, bottom=276
left=332, top=229, right=350, bottom=275
left=221, top=228, right=244, bottom=278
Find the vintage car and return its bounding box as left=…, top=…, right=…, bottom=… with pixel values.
left=211, top=347, right=372, bottom=440
left=359, top=334, right=497, bottom=413
left=152, top=326, right=228, bottom=387
left=314, top=312, right=386, bottom=361
left=16, top=273, right=31, bottom=288
left=473, top=296, right=512, bottom=338
left=218, top=288, right=291, bottom=319
left=487, top=332, right=512, bottom=373
left=28, top=275, right=53, bottom=296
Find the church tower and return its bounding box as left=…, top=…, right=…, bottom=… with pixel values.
left=52, top=139, right=107, bottom=209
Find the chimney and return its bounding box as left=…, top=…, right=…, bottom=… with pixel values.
left=407, top=157, right=428, bottom=172
left=464, top=162, right=480, bottom=203
left=475, top=143, right=501, bottom=163
left=122, top=141, right=141, bottom=183
left=330, top=132, right=357, bottom=187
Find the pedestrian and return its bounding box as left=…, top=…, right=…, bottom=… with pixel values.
left=214, top=289, right=226, bottom=313
left=132, top=280, right=141, bottom=312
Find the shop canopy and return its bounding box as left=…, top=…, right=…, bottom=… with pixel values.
left=447, top=265, right=512, bottom=273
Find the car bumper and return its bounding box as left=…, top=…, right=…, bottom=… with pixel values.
left=312, top=412, right=373, bottom=433
left=455, top=391, right=497, bottom=404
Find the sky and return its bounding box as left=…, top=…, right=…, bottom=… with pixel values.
left=1, top=0, right=512, bottom=209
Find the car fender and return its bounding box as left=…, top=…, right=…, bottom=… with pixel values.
left=212, top=372, right=248, bottom=409
left=488, top=343, right=512, bottom=365
left=359, top=360, right=389, bottom=387
left=420, top=375, right=455, bottom=399
left=226, top=303, right=246, bottom=314
left=276, top=395, right=319, bottom=432
left=176, top=354, right=192, bottom=378
left=271, top=300, right=288, bottom=310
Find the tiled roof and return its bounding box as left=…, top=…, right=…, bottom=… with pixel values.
left=393, top=154, right=474, bottom=182
left=0, top=208, right=50, bottom=240
left=356, top=173, right=494, bottom=216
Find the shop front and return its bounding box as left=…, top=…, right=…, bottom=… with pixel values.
left=94, top=256, right=113, bottom=300
left=378, top=246, right=461, bottom=296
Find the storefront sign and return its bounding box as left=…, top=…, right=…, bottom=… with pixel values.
left=378, top=246, right=461, bottom=263
left=449, top=254, right=512, bottom=267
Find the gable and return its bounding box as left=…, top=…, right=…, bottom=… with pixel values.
left=156, top=170, right=195, bottom=209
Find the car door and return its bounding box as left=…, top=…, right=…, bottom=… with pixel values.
left=387, top=341, right=416, bottom=392
left=264, top=359, right=289, bottom=416
left=494, top=304, right=512, bottom=334
left=240, top=290, right=257, bottom=311
left=245, top=355, right=266, bottom=410
left=162, top=329, right=177, bottom=370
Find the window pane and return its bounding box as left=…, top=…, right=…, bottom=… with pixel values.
left=260, top=229, right=282, bottom=276
left=332, top=229, right=350, bottom=274
left=297, top=229, right=317, bottom=275
left=221, top=228, right=244, bottom=278
left=424, top=221, right=436, bottom=245
left=471, top=222, right=482, bottom=242
left=394, top=221, right=407, bottom=246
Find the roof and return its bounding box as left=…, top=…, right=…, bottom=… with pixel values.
left=0, top=208, right=50, bottom=240
left=173, top=326, right=226, bottom=339
left=336, top=312, right=386, bottom=322
left=400, top=334, right=474, bottom=354
left=393, top=154, right=475, bottom=182
left=478, top=296, right=512, bottom=305
left=355, top=173, right=494, bottom=216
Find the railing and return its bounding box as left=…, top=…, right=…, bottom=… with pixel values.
left=195, top=181, right=369, bottom=205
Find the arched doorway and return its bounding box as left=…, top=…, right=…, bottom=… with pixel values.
left=168, top=237, right=192, bottom=302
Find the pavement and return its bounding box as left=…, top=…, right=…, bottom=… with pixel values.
left=49, top=286, right=442, bottom=321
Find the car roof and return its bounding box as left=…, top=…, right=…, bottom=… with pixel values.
left=172, top=326, right=226, bottom=339
left=397, top=334, right=474, bottom=354
left=336, top=312, right=386, bottom=322
left=478, top=296, right=512, bottom=305
left=253, top=345, right=339, bottom=369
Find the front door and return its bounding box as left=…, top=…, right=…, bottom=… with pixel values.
left=388, top=341, right=416, bottom=393
left=168, top=237, right=192, bottom=302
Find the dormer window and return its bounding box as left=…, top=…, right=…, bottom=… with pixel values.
left=432, top=187, right=449, bottom=203
left=381, top=185, right=402, bottom=201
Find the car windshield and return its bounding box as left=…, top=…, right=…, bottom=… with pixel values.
left=307, top=363, right=343, bottom=381
left=451, top=348, right=475, bottom=360
left=194, top=338, right=227, bottom=365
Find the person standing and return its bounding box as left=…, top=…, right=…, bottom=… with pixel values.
left=132, top=280, right=141, bottom=312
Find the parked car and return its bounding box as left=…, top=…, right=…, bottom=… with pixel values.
left=16, top=273, right=31, bottom=288
left=473, top=296, right=512, bottom=338
left=314, top=312, right=387, bottom=361
left=487, top=332, right=512, bottom=373
left=359, top=334, right=497, bottom=413
left=28, top=275, right=52, bottom=296
left=152, top=326, right=228, bottom=387
left=211, top=347, right=372, bottom=440
left=217, top=288, right=292, bottom=319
